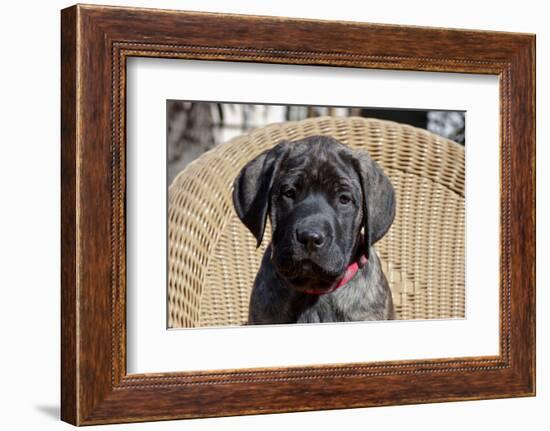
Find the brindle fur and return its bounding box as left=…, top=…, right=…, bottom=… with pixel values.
left=232, top=136, right=396, bottom=324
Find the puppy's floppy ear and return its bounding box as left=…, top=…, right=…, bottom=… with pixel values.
left=232, top=141, right=290, bottom=247
left=352, top=150, right=396, bottom=259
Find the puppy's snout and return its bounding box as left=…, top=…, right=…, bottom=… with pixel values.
left=296, top=227, right=327, bottom=252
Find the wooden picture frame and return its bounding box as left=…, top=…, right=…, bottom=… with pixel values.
left=61, top=4, right=535, bottom=425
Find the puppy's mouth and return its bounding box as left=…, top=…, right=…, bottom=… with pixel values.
left=278, top=258, right=345, bottom=291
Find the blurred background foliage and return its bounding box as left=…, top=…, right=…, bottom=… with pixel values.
left=167, top=101, right=465, bottom=185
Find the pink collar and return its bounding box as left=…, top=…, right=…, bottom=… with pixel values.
left=302, top=254, right=368, bottom=295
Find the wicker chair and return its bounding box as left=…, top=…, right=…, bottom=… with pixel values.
left=168, top=116, right=465, bottom=328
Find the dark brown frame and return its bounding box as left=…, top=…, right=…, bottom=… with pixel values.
left=61, top=4, right=536, bottom=426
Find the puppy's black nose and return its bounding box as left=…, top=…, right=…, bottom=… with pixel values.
left=296, top=228, right=326, bottom=251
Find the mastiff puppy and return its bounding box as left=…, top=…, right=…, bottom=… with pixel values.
left=232, top=135, right=396, bottom=324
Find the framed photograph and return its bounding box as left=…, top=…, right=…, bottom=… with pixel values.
left=61, top=4, right=535, bottom=425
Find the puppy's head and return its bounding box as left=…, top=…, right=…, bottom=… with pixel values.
left=233, top=136, right=395, bottom=293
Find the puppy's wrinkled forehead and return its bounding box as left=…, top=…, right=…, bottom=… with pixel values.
left=280, top=137, right=356, bottom=184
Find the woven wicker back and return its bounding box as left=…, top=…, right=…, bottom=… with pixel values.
left=168, top=117, right=465, bottom=328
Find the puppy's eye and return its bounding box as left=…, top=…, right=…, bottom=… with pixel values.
left=282, top=189, right=296, bottom=199
left=339, top=194, right=352, bottom=205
